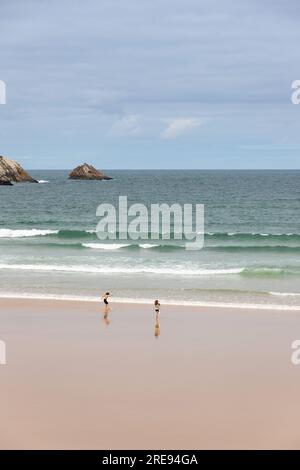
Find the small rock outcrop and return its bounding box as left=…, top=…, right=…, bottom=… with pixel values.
left=0, top=156, right=38, bottom=184
left=69, top=163, right=113, bottom=180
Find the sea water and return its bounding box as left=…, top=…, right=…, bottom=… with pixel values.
left=1, top=170, right=300, bottom=309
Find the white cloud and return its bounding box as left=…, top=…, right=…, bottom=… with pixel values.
left=161, top=118, right=202, bottom=140
left=110, top=115, right=142, bottom=136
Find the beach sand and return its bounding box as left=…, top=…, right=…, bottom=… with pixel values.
left=1, top=298, right=300, bottom=449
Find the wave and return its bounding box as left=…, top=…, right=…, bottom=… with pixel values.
left=2, top=227, right=300, bottom=244
left=83, top=243, right=132, bottom=250
left=8, top=263, right=300, bottom=278
left=3, top=237, right=300, bottom=254
left=0, top=263, right=243, bottom=276
left=57, top=230, right=300, bottom=242
left=206, top=232, right=300, bottom=241
left=1, top=291, right=300, bottom=311
left=207, top=244, right=300, bottom=253
left=3, top=235, right=300, bottom=254
left=139, top=243, right=160, bottom=249
left=0, top=229, right=59, bottom=238
left=37, top=180, right=49, bottom=184
left=83, top=242, right=173, bottom=250
left=242, top=267, right=288, bottom=276
left=56, top=229, right=95, bottom=239
left=0, top=228, right=95, bottom=240
left=0, top=262, right=299, bottom=277
left=179, top=287, right=300, bottom=298
left=269, top=291, right=300, bottom=297
left=2, top=227, right=300, bottom=259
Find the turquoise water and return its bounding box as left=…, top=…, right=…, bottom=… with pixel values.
left=1, top=170, right=300, bottom=308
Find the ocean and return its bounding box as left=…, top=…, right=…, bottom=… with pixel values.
left=1, top=169, right=300, bottom=309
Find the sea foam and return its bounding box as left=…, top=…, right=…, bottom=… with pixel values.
left=0, top=263, right=243, bottom=276
left=0, top=229, right=59, bottom=238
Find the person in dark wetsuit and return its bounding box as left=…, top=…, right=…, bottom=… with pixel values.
left=102, top=292, right=110, bottom=306
left=101, top=292, right=111, bottom=322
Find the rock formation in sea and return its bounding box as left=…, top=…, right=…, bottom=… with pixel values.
left=69, top=163, right=113, bottom=180
left=0, top=156, right=38, bottom=184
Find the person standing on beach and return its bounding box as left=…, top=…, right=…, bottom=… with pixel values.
left=154, top=300, right=161, bottom=338
left=101, top=292, right=110, bottom=307
left=154, top=299, right=160, bottom=314
left=101, top=292, right=111, bottom=325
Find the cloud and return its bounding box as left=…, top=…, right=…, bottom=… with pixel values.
left=161, top=118, right=203, bottom=139
left=1, top=0, right=300, bottom=167
left=110, top=115, right=142, bottom=136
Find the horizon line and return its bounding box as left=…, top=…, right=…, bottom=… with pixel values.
left=27, top=168, right=300, bottom=171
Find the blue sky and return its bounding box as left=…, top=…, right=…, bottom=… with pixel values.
left=0, top=0, right=300, bottom=169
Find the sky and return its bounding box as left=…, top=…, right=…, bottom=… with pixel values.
left=0, top=0, right=300, bottom=169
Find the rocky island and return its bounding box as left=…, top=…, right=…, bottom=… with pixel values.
left=69, top=163, right=112, bottom=180
left=0, top=156, right=38, bottom=185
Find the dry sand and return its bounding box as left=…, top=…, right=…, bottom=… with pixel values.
left=1, top=298, right=300, bottom=449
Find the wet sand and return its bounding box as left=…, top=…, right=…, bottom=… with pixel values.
left=1, top=298, right=300, bottom=449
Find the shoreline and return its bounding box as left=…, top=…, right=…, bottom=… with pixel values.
left=0, top=292, right=300, bottom=311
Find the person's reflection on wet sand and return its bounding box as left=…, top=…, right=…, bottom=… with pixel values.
left=103, top=305, right=111, bottom=326
left=154, top=311, right=160, bottom=338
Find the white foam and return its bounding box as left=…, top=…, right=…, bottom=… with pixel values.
left=0, top=229, right=59, bottom=238
left=269, top=291, right=300, bottom=297
left=84, top=242, right=174, bottom=249
left=138, top=244, right=160, bottom=249
left=83, top=243, right=131, bottom=250
left=37, top=180, right=49, bottom=184
left=207, top=232, right=300, bottom=237
left=0, top=263, right=244, bottom=276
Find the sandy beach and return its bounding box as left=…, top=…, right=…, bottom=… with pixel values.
left=0, top=298, right=300, bottom=449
